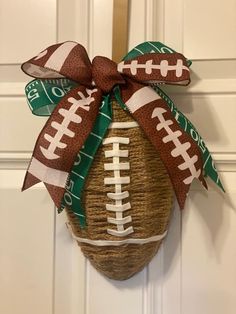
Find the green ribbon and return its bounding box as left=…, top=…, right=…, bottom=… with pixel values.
left=25, top=78, right=78, bottom=116
left=25, top=41, right=224, bottom=228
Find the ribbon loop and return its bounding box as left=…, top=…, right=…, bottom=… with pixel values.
left=118, top=53, right=190, bottom=85
left=22, top=41, right=93, bottom=85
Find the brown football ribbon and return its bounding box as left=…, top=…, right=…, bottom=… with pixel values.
left=21, top=41, right=206, bottom=209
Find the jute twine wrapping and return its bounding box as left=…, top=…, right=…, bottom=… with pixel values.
left=66, top=101, right=173, bottom=280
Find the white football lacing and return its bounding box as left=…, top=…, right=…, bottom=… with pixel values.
left=40, top=88, right=97, bottom=160
left=66, top=120, right=169, bottom=245
left=118, top=59, right=189, bottom=77
left=103, top=133, right=134, bottom=237
left=152, top=107, right=201, bottom=184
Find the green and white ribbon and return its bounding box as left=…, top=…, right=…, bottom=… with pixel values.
left=25, top=78, right=78, bottom=116
left=154, top=87, right=224, bottom=191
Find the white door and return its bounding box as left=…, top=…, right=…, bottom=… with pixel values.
left=1, top=1, right=236, bottom=313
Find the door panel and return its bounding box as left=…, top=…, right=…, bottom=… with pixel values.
left=0, top=171, right=54, bottom=314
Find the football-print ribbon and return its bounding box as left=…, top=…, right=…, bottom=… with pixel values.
left=22, top=41, right=224, bottom=227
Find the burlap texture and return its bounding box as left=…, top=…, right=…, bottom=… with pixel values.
left=66, top=101, right=173, bottom=280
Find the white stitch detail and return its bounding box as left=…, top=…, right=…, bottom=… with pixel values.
left=107, top=216, right=132, bottom=225
left=106, top=203, right=131, bottom=212
left=109, top=121, right=139, bottom=129
left=118, top=58, right=189, bottom=77
left=103, top=137, right=130, bottom=145
left=104, top=162, right=130, bottom=171
left=105, top=149, right=129, bottom=158
left=104, top=177, right=130, bottom=185
left=152, top=107, right=201, bottom=184
left=66, top=222, right=167, bottom=246
left=103, top=136, right=133, bottom=236
left=40, top=88, right=97, bottom=160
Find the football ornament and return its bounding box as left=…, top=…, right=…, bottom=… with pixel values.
left=21, top=41, right=223, bottom=280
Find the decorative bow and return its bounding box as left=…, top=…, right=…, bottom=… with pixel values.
left=22, top=41, right=224, bottom=227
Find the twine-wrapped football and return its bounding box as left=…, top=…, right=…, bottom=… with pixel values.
left=21, top=40, right=223, bottom=281
left=66, top=101, right=173, bottom=280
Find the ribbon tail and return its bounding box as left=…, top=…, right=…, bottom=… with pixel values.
left=154, top=86, right=224, bottom=192
left=45, top=184, right=65, bottom=208
left=22, top=159, right=66, bottom=208
left=22, top=172, right=41, bottom=191
left=121, top=81, right=206, bottom=209
left=22, top=86, right=102, bottom=209
left=60, top=95, right=112, bottom=226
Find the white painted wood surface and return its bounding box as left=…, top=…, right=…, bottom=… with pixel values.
left=0, top=0, right=236, bottom=313
left=0, top=171, right=54, bottom=314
